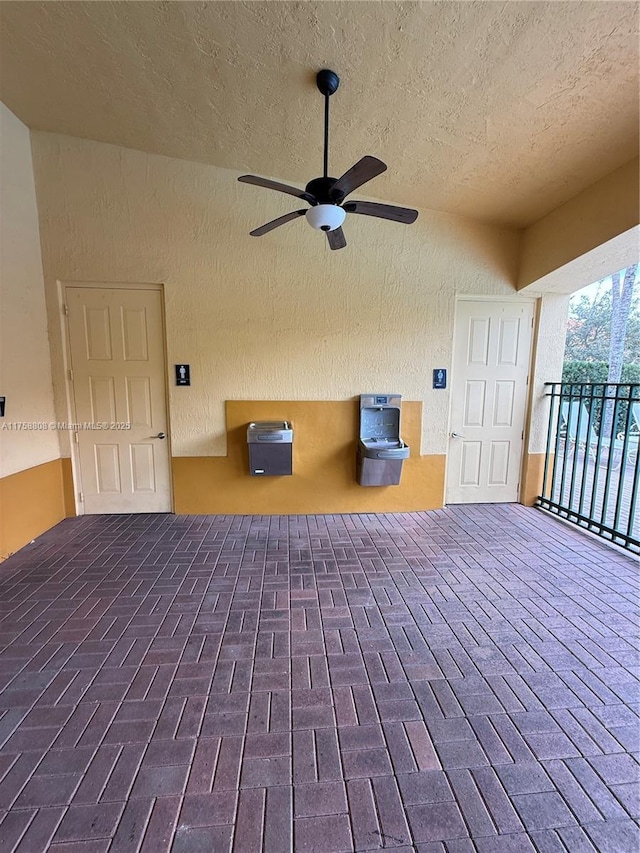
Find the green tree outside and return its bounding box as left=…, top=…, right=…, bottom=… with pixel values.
left=564, top=269, right=639, bottom=367
left=562, top=265, right=639, bottom=439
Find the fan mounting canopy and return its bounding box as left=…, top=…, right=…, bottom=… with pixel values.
left=316, top=69, right=340, bottom=96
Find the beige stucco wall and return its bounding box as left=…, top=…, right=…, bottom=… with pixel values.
left=30, top=131, right=555, bottom=462
left=0, top=104, right=59, bottom=477
left=528, top=293, right=570, bottom=455
left=519, top=158, right=639, bottom=293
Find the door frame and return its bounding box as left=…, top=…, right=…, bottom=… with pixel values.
left=445, top=295, right=539, bottom=505
left=59, top=280, right=173, bottom=516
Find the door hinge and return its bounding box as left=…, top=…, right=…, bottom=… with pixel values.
left=63, top=304, right=69, bottom=317
left=78, top=491, right=84, bottom=503
left=74, top=431, right=79, bottom=444
left=68, top=368, right=74, bottom=382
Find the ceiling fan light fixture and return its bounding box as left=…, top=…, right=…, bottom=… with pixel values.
left=239, top=69, right=418, bottom=249
left=305, top=203, right=346, bottom=232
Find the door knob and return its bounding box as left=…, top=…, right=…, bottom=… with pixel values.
left=450, top=432, right=464, bottom=439
left=155, top=432, right=166, bottom=439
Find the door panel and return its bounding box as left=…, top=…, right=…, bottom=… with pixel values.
left=464, top=381, right=486, bottom=427
left=488, top=441, right=510, bottom=485
left=447, top=300, right=534, bottom=504
left=498, top=318, right=520, bottom=365
left=494, top=381, right=515, bottom=426
left=84, top=306, right=112, bottom=360
left=122, top=307, right=149, bottom=360
left=95, top=444, right=121, bottom=493
left=131, top=444, right=156, bottom=492
left=66, top=286, right=171, bottom=513
left=126, top=377, right=152, bottom=425
left=469, top=318, right=490, bottom=364
left=461, top=442, right=482, bottom=485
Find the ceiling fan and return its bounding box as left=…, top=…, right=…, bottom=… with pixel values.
left=238, top=69, right=419, bottom=250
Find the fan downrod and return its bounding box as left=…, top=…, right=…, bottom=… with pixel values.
left=316, top=69, right=340, bottom=96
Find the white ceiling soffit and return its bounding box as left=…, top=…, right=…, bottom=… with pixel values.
left=0, top=1, right=637, bottom=228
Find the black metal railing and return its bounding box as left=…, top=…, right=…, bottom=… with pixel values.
left=537, top=382, right=640, bottom=554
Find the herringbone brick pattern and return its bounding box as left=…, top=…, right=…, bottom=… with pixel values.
left=0, top=505, right=638, bottom=851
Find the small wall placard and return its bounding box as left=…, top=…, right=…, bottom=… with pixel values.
left=175, top=364, right=191, bottom=386
left=433, top=369, right=447, bottom=389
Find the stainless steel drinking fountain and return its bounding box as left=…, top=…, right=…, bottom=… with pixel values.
left=247, top=421, right=293, bottom=476
left=356, top=394, right=410, bottom=486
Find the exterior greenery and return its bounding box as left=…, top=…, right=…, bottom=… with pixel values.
left=563, top=266, right=639, bottom=437
left=562, top=361, right=640, bottom=384
left=560, top=363, right=639, bottom=436
left=564, top=282, right=639, bottom=365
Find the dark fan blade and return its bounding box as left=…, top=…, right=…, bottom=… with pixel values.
left=326, top=227, right=347, bottom=250
left=250, top=209, right=306, bottom=237
left=329, top=156, right=387, bottom=201
left=238, top=175, right=315, bottom=204
left=343, top=200, right=418, bottom=224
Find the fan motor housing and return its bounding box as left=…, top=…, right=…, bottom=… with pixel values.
left=305, top=176, right=343, bottom=203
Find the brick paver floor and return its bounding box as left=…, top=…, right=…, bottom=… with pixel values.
left=0, top=504, right=638, bottom=852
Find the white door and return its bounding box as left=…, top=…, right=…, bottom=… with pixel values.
left=66, top=286, right=171, bottom=514
left=446, top=299, right=534, bottom=504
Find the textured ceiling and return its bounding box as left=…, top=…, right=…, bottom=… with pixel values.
left=0, top=1, right=637, bottom=227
